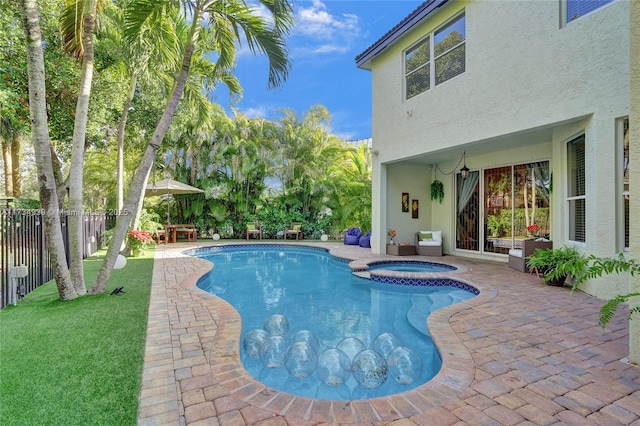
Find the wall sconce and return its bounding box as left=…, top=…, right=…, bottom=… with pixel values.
left=406, top=110, right=413, bottom=117
left=460, top=151, right=470, bottom=179
left=372, top=150, right=379, bottom=156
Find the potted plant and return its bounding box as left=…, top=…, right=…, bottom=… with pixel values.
left=430, top=180, right=444, bottom=204
left=526, top=245, right=588, bottom=286
left=126, top=230, right=155, bottom=257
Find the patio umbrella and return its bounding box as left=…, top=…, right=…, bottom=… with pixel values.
left=145, top=179, right=204, bottom=197
left=144, top=179, right=204, bottom=223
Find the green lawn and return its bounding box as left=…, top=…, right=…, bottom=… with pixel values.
left=0, top=250, right=153, bottom=425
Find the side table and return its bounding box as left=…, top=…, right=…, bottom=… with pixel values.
left=386, top=244, right=416, bottom=256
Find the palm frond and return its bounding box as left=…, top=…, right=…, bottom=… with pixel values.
left=60, top=0, right=85, bottom=58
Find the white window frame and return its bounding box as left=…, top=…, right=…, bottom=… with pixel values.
left=619, top=117, right=629, bottom=251
left=562, top=0, right=617, bottom=25
left=567, top=134, right=586, bottom=244
left=404, top=12, right=465, bottom=100
left=404, top=37, right=431, bottom=100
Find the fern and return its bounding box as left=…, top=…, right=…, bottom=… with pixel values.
left=599, top=293, right=640, bottom=329
left=564, top=254, right=640, bottom=329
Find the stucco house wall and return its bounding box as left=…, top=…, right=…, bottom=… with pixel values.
left=362, top=0, right=629, bottom=300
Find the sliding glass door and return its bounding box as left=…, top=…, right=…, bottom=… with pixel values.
left=456, top=161, right=550, bottom=254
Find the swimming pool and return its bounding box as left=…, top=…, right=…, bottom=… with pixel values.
left=367, top=260, right=457, bottom=273
left=193, top=245, right=476, bottom=400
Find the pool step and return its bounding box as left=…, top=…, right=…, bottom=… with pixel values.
left=353, top=271, right=370, bottom=279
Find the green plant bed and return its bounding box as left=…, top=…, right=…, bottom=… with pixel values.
left=0, top=249, right=154, bottom=425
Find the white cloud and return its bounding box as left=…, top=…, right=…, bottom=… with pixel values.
left=239, top=106, right=269, bottom=119
left=293, top=0, right=362, bottom=56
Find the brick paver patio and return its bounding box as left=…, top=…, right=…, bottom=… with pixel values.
left=137, top=242, right=639, bottom=425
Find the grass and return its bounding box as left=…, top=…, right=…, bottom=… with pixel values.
left=0, top=249, right=154, bottom=426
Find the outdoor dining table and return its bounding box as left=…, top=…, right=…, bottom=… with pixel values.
left=163, top=224, right=197, bottom=242
left=164, top=225, right=177, bottom=243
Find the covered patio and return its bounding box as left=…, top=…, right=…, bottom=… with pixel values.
left=137, top=242, right=638, bottom=425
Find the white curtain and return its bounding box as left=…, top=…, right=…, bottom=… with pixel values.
left=457, top=171, right=479, bottom=215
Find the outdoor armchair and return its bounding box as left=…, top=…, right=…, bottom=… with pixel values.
left=284, top=222, right=303, bottom=240
left=246, top=222, right=262, bottom=240
left=415, top=231, right=443, bottom=256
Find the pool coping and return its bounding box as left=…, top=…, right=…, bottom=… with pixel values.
left=138, top=242, right=497, bottom=424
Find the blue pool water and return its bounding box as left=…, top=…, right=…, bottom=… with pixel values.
left=368, top=261, right=457, bottom=273
left=193, top=245, right=476, bottom=400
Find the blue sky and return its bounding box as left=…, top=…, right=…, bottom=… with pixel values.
left=213, top=0, right=423, bottom=141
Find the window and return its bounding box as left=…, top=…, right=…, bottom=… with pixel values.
left=566, top=0, right=615, bottom=22
left=567, top=135, right=586, bottom=242
left=405, top=13, right=465, bottom=99
left=405, top=38, right=430, bottom=99
left=434, top=14, right=466, bottom=85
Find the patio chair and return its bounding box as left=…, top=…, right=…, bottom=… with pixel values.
left=246, top=222, right=262, bottom=240
left=415, top=231, right=443, bottom=256
left=155, top=226, right=169, bottom=244
left=284, top=222, right=303, bottom=240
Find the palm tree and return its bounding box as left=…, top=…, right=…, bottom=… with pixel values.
left=337, top=142, right=372, bottom=232
left=90, top=0, right=293, bottom=294
left=19, top=0, right=76, bottom=300
left=95, top=0, right=183, bottom=214
left=274, top=106, right=343, bottom=214
left=59, top=0, right=99, bottom=295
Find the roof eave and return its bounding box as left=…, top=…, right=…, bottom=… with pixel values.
left=355, top=0, right=450, bottom=70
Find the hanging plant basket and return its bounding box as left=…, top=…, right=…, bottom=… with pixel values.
left=430, top=179, right=444, bottom=204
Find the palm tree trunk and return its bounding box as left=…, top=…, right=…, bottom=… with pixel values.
left=90, top=16, right=202, bottom=294
left=2, top=139, right=13, bottom=196
left=51, top=145, right=66, bottom=210
left=10, top=135, right=22, bottom=197
left=68, top=0, right=98, bottom=295
left=117, top=73, right=137, bottom=213
left=20, top=0, right=76, bottom=300
left=530, top=168, right=536, bottom=226
left=129, top=166, right=151, bottom=232
left=523, top=173, right=530, bottom=228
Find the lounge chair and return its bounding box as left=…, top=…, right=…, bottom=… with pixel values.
left=246, top=222, right=262, bottom=240
left=415, top=231, right=443, bottom=256
left=284, top=222, right=303, bottom=240
left=344, top=227, right=362, bottom=245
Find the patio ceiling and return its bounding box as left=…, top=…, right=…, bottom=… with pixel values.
left=401, top=116, right=587, bottom=165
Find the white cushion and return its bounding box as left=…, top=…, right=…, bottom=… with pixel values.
left=509, top=249, right=523, bottom=258
left=419, top=240, right=441, bottom=247
left=418, top=230, right=442, bottom=246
